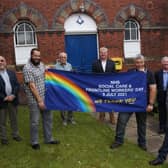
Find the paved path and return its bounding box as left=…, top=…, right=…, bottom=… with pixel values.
left=92, top=112, right=168, bottom=162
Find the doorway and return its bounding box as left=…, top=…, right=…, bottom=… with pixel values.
left=65, top=34, right=97, bottom=72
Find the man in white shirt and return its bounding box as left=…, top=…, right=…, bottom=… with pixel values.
left=92, top=47, right=116, bottom=124
left=0, top=56, right=22, bottom=145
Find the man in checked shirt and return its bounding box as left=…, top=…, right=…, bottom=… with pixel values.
left=23, top=48, right=60, bottom=150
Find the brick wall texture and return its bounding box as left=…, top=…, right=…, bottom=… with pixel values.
left=0, top=0, right=167, bottom=71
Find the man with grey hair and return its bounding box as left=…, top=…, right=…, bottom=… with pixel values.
left=92, top=47, right=116, bottom=124
left=111, top=54, right=156, bottom=151
left=155, top=56, right=168, bottom=134
left=0, top=56, right=22, bottom=145
left=55, top=52, right=76, bottom=126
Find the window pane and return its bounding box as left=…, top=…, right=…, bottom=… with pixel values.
left=130, top=29, right=136, bottom=40
left=17, top=24, right=24, bottom=32
left=25, top=24, right=32, bottom=31
left=125, top=22, right=130, bottom=28
left=131, top=22, right=136, bottom=29
left=17, top=32, right=25, bottom=45
left=26, top=32, right=34, bottom=44
left=125, top=29, right=130, bottom=40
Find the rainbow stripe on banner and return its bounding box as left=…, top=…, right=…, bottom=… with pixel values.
left=45, top=71, right=96, bottom=112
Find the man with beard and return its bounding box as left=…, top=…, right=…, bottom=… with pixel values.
left=23, top=48, right=60, bottom=150
left=0, top=56, right=22, bottom=144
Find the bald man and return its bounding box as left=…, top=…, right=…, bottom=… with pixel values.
left=0, top=56, right=21, bottom=145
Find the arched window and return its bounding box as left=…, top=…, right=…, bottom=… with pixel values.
left=13, top=21, right=37, bottom=65
left=124, top=19, right=141, bottom=58
left=125, top=20, right=139, bottom=41
left=15, top=22, right=36, bottom=46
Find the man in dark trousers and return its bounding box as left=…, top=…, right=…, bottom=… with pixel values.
left=111, top=54, right=156, bottom=151
left=155, top=56, right=168, bottom=134
left=23, top=48, right=60, bottom=150
left=0, top=56, right=22, bottom=145
left=149, top=85, right=168, bottom=166
left=92, top=47, right=116, bottom=124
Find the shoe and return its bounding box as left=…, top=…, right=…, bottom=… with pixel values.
left=110, top=142, right=122, bottom=149
left=47, top=140, right=60, bottom=145
left=138, top=144, right=147, bottom=151
left=1, top=139, right=9, bottom=145
left=32, top=144, right=40, bottom=150
left=69, top=120, right=76, bottom=125
left=149, top=158, right=163, bottom=166
left=13, top=136, right=22, bottom=141
left=63, top=120, right=67, bottom=126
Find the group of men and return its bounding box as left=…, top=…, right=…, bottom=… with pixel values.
left=0, top=47, right=168, bottom=165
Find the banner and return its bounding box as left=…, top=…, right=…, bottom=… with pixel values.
left=45, top=69, right=147, bottom=112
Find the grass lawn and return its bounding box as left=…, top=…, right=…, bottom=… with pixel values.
left=0, top=106, right=167, bottom=168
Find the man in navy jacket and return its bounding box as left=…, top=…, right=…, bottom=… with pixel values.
left=149, top=85, right=168, bottom=166
left=92, top=47, right=116, bottom=124
left=155, top=56, right=168, bottom=134
left=0, top=56, right=21, bottom=145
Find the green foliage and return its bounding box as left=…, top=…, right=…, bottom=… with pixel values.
left=0, top=106, right=167, bottom=168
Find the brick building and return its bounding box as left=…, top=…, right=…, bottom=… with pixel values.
left=0, top=0, right=167, bottom=72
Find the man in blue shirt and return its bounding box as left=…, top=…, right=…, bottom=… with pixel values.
left=155, top=56, right=168, bottom=134
left=55, top=52, right=76, bottom=126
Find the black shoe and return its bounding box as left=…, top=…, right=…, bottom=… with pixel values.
left=32, top=144, right=40, bottom=150
left=149, top=158, right=163, bottom=166
left=47, top=140, right=60, bottom=145
left=13, top=136, right=22, bottom=141
left=1, top=139, right=9, bottom=145
left=138, top=144, right=147, bottom=151
left=110, top=142, right=122, bottom=149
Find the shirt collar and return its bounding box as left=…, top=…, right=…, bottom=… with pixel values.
left=0, top=69, right=7, bottom=74
left=163, top=70, right=168, bottom=73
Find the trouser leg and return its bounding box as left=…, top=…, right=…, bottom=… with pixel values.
left=158, top=127, right=168, bottom=161
left=158, top=92, right=166, bottom=131
left=67, top=111, right=73, bottom=121
left=60, top=111, right=66, bottom=121
left=42, top=110, right=53, bottom=143
left=29, top=103, right=40, bottom=145
left=99, top=112, right=105, bottom=121
left=8, top=103, right=19, bottom=138
left=115, top=112, right=132, bottom=144
left=136, top=112, right=147, bottom=146
left=0, top=108, right=7, bottom=140
left=109, top=112, right=115, bottom=124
